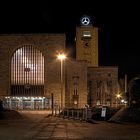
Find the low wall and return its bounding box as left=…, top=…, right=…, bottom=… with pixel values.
left=17, top=110, right=52, bottom=114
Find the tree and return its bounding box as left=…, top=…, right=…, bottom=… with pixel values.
left=128, top=75, right=140, bottom=108
left=0, top=99, right=3, bottom=111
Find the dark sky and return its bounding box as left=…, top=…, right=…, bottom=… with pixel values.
left=0, top=1, right=140, bottom=80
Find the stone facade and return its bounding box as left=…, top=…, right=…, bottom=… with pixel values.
left=0, top=34, right=65, bottom=105
left=0, top=34, right=88, bottom=109
left=75, top=21, right=119, bottom=108
left=76, top=26, right=98, bottom=67
left=65, top=60, right=87, bottom=108
left=88, top=67, right=118, bottom=107
left=0, top=18, right=119, bottom=109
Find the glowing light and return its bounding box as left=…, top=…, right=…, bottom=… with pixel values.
left=116, top=94, right=121, bottom=98
left=81, top=16, right=90, bottom=26
left=124, top=101, right=127, bottom=104
left=57, top=53, right=66, bottom=60
left=22, top=57, right=28, bottom=63
left=121, top=99, right=124, bottom=103
left=74, top=101, right=78, bottom=105
left=5, top=96, right=46, bottom=100
left=83, top=31, right=91, bottom=37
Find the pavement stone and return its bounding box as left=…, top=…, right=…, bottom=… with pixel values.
left=0, top=114, right=140, bottom=140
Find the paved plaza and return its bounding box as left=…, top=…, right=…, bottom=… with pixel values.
left=0, top=112, right=140, bottom=140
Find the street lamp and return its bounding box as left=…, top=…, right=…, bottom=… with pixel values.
left=116, top=94, right=121, bottom=98
left=116, top=93, right=121, bottom=107
left=57, top=53, right=66, bottom=109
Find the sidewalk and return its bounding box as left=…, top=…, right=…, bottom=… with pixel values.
left=0, top=112, right=140, bottom=140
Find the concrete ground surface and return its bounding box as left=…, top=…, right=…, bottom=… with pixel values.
left=0, top=111, right=140, bottom=140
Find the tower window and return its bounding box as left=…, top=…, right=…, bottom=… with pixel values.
left=83, top=31, right=91, bottom=37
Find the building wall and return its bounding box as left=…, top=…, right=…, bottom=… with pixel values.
left=65, top=60, right=87, bottom=108
left=76, top=26, right=98, bottom=67
left=88, top=67, right=119, bottom=107
left=0, top=31, right=119, bottom=109
left=75, top=24, right=119, bottom=108
left=0, top=34, right=65, bottom=106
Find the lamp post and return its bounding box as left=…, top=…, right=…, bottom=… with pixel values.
left=57, top=53, right=66, bottom=109
left=116, top=93, right=121, bottom=108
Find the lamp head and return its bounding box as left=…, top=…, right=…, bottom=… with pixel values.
left=57, top=53, right=66, bottom=60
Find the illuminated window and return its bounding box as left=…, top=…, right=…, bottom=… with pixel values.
left=96, top=80, right=102, bottom=88
left=106, top=101, right=110, bottom=106
left=11, top=45, right=44, bottom=96
left=96, top=100, right=100, bottom=105
left=83, top=31, right=91, bottom=37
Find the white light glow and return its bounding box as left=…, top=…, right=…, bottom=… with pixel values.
left=83, top=31, right=91, bottom=37
left=116, top=94, right=121, bottom=98
left=121, top=99, right=124, bottom=103
left=57, top=53, right=66, bottom=60
left=5, top=96, right=46, bottom=100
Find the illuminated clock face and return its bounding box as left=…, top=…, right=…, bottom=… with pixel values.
left=81, top=16, right=90, bottom=26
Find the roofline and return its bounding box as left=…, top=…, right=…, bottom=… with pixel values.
left=88, top=66, right=118, bottom=68
left=0, top=33, right=66, bottom=37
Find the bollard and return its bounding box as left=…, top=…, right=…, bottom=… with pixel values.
left=59, top=106, right=61, bottom=116
left=77, top=109, right=79, bottom=119
left=85, top=107, right=88, bottom=121
left=54, top=107, right=57, bottom=116
left=63, top=109, right=65, bottom=118
left=67, top=109, right=69, bottom=118
left=82, top=109, right=85, bottom=121
left=72, top=109, right=74, bottom=119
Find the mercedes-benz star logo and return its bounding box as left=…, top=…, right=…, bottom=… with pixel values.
left=81, top=16, right=90, bottom=26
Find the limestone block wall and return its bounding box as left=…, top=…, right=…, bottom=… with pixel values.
left=88, top=66, right=118, bottom=107
left=0, top=34, right=65, bottom=105
left=76, top=26, right=98, bottom=67
left=65, top=60, right=87, bottom=108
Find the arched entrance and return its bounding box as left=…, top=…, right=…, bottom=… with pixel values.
left=11, top=45, right=44, bottom=96
left=5, top=45, right=50, bottom=110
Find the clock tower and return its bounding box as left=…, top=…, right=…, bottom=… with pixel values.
left=76, top=15, right=98, bottom=67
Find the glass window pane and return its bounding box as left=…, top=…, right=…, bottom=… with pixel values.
left=11, top=46, right=44, bottom=96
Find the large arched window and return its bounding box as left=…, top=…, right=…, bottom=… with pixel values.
left=11, top=45, right=44, bottom=96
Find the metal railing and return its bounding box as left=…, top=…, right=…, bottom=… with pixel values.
left=59, top=108, right=92, bottom=121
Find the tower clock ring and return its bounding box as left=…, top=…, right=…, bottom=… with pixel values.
left=81, top=15, right=91, bottom=26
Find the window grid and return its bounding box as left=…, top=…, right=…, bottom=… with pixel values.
left=11, top=46, right=44, bottom=96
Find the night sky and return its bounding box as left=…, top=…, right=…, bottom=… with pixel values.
left=0, top=1, right=140, bottom=80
